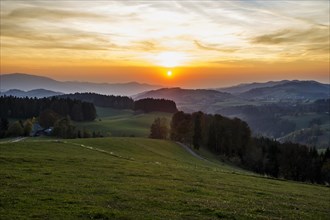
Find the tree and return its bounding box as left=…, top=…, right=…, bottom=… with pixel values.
left=0, top=118, right=9, bottom=131
left=193, top=112, right=203, bottom=150
left=170, top=111, right=193, bottom=144
left=0, top=118, right=9, bottom=138
left=83, top=129, right=92, bottom=138
left=149, top=117, right=169, bottom=139
left=23, top=119, right=33, bottom=136
left=53, top=117, right=76, bottom=139
left=134, top=98, right=178, bottom=113
left=0, top=96, right=96, bottom=122
left=71, top=103, right=84, bottom=121
left=39, top=109, right=60, bottom=128
left=7, top=121, right=24, bottom=137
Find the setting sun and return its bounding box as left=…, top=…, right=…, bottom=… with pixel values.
left=167, top=70, right=172, bottom=77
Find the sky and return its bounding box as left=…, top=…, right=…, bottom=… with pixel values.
left=0, top=0, right=329, bottom=88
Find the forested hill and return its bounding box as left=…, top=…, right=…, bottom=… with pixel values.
left=169, top=111, right=330, bottom=184
left=134, top=98, right=178, bottom=113
left=58, top=93, right=179, bottom=113
left=57, top=93, right=134, bottom=109
left=0, top=96, right=96, bottom=121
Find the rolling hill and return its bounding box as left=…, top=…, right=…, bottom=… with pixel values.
left=133, top=87, right=237, bottom=113
left=132, top=81, right=329, bottom=145
left=0, top=137, right=329, bottom=219
left=0, top=89, right=63, bottom=98
left=217, top=80, right=290, bottom=94
left=74, top=107, right=173, bottom=137
left=277, top=123, right=330, bottom=149
left=0, top=73, right=161, bottom=96
left=238, top=80, right=330, bottom=101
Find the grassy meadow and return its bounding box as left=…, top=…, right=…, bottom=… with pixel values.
left=1, top=137, right=329, bottom=219
left=73, top=107, right=172, bottom=137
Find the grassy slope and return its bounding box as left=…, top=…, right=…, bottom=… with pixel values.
left=73, top=107, right=172, bottom=137
left=282, top=112, right=330, bottom=130
left=278, top=123, right=330, bottom=149
left=1, top=138, right=329, bottom=219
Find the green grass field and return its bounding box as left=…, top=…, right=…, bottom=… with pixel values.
left=73, top=107, right=172, bottom=137
left=1, top=137, right=329, bottom=219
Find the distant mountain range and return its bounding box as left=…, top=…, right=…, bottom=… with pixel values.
left=134, top=87, right=233, bottom=101
left=0, top=89, right=63, bottom=98
left=238, top=81, right=330, bottom=100
left=1, top=73, right=328, bottom=103
left=136, top=80, right=329, bottom=103
left=217, top=80, right=329, bottom=100
left=133, top=80, right=329, bottom=113
left=217, top=80, right=291, bottom=94
left=0, top=73, right=161, bottom=96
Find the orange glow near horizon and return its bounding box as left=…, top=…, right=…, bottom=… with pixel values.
left=0, top=1, right=329, bottom=87
left=1, top=61, right=328, bottom=88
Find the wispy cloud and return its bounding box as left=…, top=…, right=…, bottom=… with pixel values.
left=5, top=6, right=105, bottom=20
left=1, top=0, right=329, bottom=65
left=194, top=40, right=237, bottom=53
left=252, top=27, right=329, bottom=45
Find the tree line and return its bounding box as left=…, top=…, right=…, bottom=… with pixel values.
left=0, top=96, right=96, bottom=121
left=0, top=96, right=97, bottom=139
left=57, top=93, right=134, bottom=109
left=150, top=111, right=330, bottom=184
left=134, top=98, right=178, bottom=113
left=0, top=116, right=103, bottom=139
left=58, top=93, right=178, bottom=114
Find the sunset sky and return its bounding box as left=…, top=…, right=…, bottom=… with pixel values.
left=1, top=0, right=329, bottom=88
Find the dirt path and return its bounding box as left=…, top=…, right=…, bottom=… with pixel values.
left=176, top=142, right=208, bottom=162
left=64, top=141, right=135, bottom=161
left=11, top=137, right=27, bottom=143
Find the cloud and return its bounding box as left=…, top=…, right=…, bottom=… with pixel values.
left=5, top=6, right=105, bottom=20
left=134, top=40, right=158, bottom=51
left=1, top=0, right=329, bottom=65
left=0, top=20, right=122, bottom=51
left=194, top=40, right=237, bottom=53
left=251, top=27, right=329, bottom=45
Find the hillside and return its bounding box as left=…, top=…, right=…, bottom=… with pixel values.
left=217, top=80, right=290, bottom=94
left=131, top=82, right=329, bottom=146
left=239, top=81, right=330, bottom=101
left=0, top=73, right=161, bottom=96
left=74, top=107, right=173, bottom=137
left=1, top=137, right=329, bottom=219
left=0, top=89, right=63, bottom=98
left=278, top=124, right=330, bottom=149
left=133, top=87, right=236, bottom=113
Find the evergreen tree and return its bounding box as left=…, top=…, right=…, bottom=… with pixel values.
left=0, top=96, right=96, bottom=122
left=193, top=112, right=203, bottom=150
left=7, top=121, right=24, bottom=137
left=134, top=98, right=178, bottom=113
left=149, top=117, right=169, bottom=139
left=23, top=119, right=33, bottom=136
left=0, top=118, right=9, bottom=138
left=39, top=109, right=60, bottom=128
left=53, top=116, right=76, bottom=138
